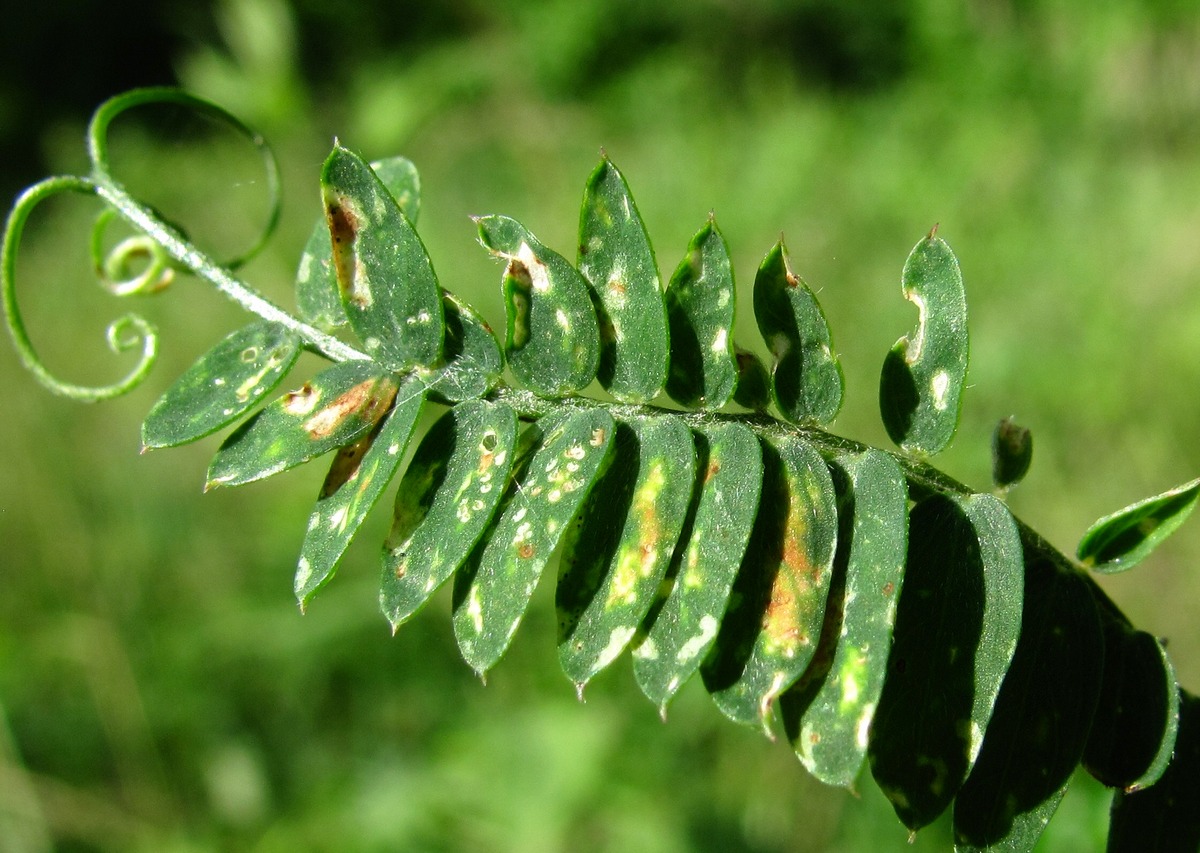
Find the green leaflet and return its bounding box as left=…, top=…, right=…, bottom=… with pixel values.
left=1108, top=691, right=1200, bottom=852
left=452, top=408, right=614, bottom=676
left=206, top=360, right=396, bottom=489
left=425, top=292, right=503, bottom=404
left=632, top=421, right=762, bottom=714
left=701, top=432, right=839, bottom=734
left=991, top=417, right=1033, bottom=491
left=475, top=214, right=600, bottom=397
left=1077, top=476, right=1200, bottom=573
left=294, top=382, right=426, bottom=607
left=1083, top=624, right=1180, bottom=792
left=779, top=449, right=908, bottom=789
left=952, top=545, right=1104, bottom=852
left=321, top=145, right=443, bottom=371
left=142, top=321, right=300, bottom=449
left=753, top=240, right=843, bottom=425
left=296, top=155, right=420, bottom=332
left=556, top=414, right=695, bottom=691
left=879, top=229, right=968, bottom=455
left=869, top=492, right=1023, bottom=831
left=664, top=217, right=738, bottom=410
left=380, top=400, right=518, bottom=630
left=577, top=156, right=669, bottom=403
left=732, top=346, right=771, bottom=412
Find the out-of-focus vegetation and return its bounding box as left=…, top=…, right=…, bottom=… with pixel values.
left=3, top=1, right=1200, bottom=849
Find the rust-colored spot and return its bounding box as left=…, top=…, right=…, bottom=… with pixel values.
left=326, top=200, right=359, bottom=298
left=303, top=377, right=396, bottom=439
left=809, top=731, right=821, bottom=745
left=608, top=279, right=627, bottom=297
left=785, top=271, right=801, bottom=288
left=518, top=543, right=535, bottom=559
left=394, top=563, right=407, bottom=579
left=882, top=582, right=895, bottom=597
left=704, top=462, right=721, bottom=483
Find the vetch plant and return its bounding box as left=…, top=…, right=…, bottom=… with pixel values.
left=5, top=89, right=1199, bottom=851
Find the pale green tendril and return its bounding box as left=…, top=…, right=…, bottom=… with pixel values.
left=2, top=88, right=368, bottom=403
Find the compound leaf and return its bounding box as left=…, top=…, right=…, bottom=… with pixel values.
left=381, top=399, right=518, bottom=629
left=1084, top=624, right=1180, bottom=792
left=632, top=421, right=762, bottom=714
left=879, top=229, right=968, bottom=455
left=869, top=492, right=1023, bottom=831
left=321, top=145, right=443, bottom=370
left=556, top=414, right=695, bottom=690
left=1077, top=477, right=1200, bottom=573
left=206, top=360, right=397, bottom=489
left=952, top=545, right=1104, bottom=851
left=780, top=448, right=908, bottom=788
left=295, top=381, right=426, bottom=607
left=296, top=155, right=420, bottom=331
left=753, top=239, right=843, bottom=425
left=702, top=432, right=839, bottom=734
left=476, top=214, right=600, bottom=397
left=142, top=320, right=300, bottom=449
left=578, top=156, right=669, bottom=403
left=452, top=408, right=614, bottom=676
left=664, top=217, right=738, bottom=410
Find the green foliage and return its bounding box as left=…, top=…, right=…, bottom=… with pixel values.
left=5, top=88, right=1200, bottom=852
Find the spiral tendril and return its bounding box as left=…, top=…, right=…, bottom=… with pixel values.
left=2, top=176, right=161, bottom=401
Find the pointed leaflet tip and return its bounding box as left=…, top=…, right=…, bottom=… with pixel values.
left=928, top=222, right=940, bottom=239
left=575, top=682, right=587, bottom=703
left=1077, top=476, right=1200, bottom=573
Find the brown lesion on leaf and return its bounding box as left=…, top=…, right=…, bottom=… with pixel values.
left=284, top=382, right=319, bottom=416
left=326, top=199, right=359, bottom=297
left=762, top=494, right=818, bottom=654
left=518, top=543, right=535, bottom=559
left=303, top=377, right=397, bottom=439
left=704, top=461, right=721, bottom=483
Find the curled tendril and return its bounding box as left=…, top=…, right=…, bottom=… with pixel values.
left=2, top=176, right=159, bottom=401
left=90, top=209, right=176, bottom=296
left=86, top=87, right=282, bottom=271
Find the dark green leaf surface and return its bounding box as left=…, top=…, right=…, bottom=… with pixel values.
left=952, top=546, right=1104, bottom=851
left=206, top=360, right=396, bottom=489
left=556, top=414, right=695, bottom=690
left=732, top=346, right=771, bottom=411
left=296, top=155, right=420, bottom=332
left=426, top=292, right=503, bottom=403
left=294, top=382, right=426, bottom=607
left=142, top=321, right=300, bottom=449
left=321, top=145, right=443, bottom=370
left=702, top=432, right=838, bottom=733
left=452, top=408, right=614, bottom=676
left=381, top=400, right=518, bottom=629
left=869, top=492, right=1023, bottom=831
left=780, top=449, right=908, bottom=788
left=879, top=230, right=968, bottom=455
left=632, top=421, right=762, bottom=713
left=664, top=218, right=738, bottom=410
left=577, top=157, right=669, bottom=403
left=1108, top=691, right=1200, bottom=852
left=1077, top=476, right=1200, bottom=573
left=476, top=214, right=600, bottom=397
left=753, top=240, right=843, bottom=425
left=1084, top=624, right=1180, bottom=792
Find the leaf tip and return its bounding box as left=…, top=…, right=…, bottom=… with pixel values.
left=927, top=222, right=940, bottom=240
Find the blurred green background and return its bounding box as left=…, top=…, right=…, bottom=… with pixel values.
left=3, top=0, right=1200, bottom=850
